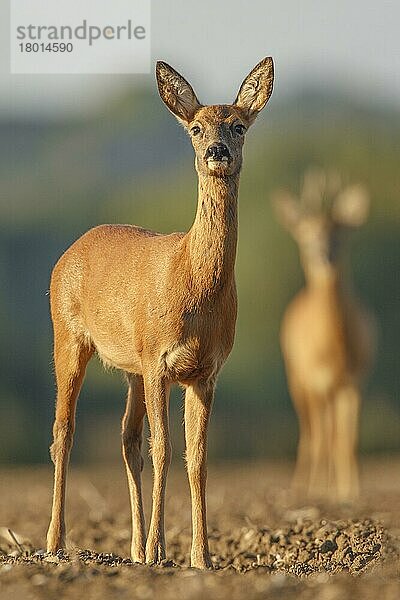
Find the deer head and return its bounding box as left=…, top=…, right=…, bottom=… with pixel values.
left=156, top=58, right=274, bottom=178
left=273, top=169, right=370, bottom=273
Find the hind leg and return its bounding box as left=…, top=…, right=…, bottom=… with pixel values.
left=46, top=323, right=93, bottom=553
left=122, top=374, right=147, bottom=563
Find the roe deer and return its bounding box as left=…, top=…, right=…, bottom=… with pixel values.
left=273, top=170, right=374, bottom=502
left=46, top=58, right=274, bottom=568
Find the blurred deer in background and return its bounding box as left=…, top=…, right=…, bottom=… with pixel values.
left=273, top=170, right=375, bottom=502
left=46, top=58, right=274, bottom=568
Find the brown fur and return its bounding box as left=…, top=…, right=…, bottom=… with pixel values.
left=274, top=173, right=374, bottom=502
left=46, top=58, right=274, bottom=568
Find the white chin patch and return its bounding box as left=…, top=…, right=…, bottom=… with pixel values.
left=207, top=158, right=229, bottom=171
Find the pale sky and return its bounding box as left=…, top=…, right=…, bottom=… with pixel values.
left=1, top=0, right=399, bottom=117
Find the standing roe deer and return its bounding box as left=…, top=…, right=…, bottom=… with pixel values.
left=273, top=170, right=374, bottom=502
left=46, top=58, right=274, bottom=568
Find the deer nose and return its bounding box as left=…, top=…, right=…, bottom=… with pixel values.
left=205, top=143, right=230, bottom=161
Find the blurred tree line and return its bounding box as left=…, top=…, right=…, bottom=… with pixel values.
left=0, top=85, right=399, bottom=463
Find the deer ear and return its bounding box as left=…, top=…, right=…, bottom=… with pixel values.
left=234, top=57, right=274, bottom=124
left=332, top=185, right=370, bottom=227
left=272, top=191, right=301, bottom=233
left=156, top=61, right=202, bottom=125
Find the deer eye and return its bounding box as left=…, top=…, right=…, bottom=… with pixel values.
left=234, top=123, right=246, bottom=135
left=190, top=125, right=201, bottom=136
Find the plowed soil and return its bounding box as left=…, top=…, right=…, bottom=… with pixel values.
left=1, top=458, right=400, bottom=599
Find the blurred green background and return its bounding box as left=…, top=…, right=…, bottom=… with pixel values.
left=0, top=1, right=399, bottom=464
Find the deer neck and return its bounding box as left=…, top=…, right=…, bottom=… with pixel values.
left=186, top=172, right=239, bottom=300
left=304, top=260, right=353, bottom=308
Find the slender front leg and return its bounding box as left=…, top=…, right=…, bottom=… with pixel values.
left=184, top=380, right=214, bottom=569
left=308, top=398, right=327, bottom=498
left=289, top=384, right=311, bottom=496
left=144, top=373, right=171, bottom=564
left=292, top=417, right=311, bottom=496
left=47, top=326, right=92, bottom=553
left=122, top=374, right=147, bottom=563
left=333, top=384, right=360, bottom=502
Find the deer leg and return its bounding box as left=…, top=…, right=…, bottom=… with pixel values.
left=47, top=328, right=92, bottom=552
left=308, top=396, right=327, bottom=498
left=290, top=386, right=311, bottom=497
left=122, top=374, right=147, bottom=563
left=144, top=374, right=171, bottom=564
left=323, top=397, right=335, bottom=499
left=184, top=380, right=214, bottom=569
left=333, top=384, right=360, bottom=502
